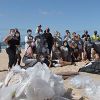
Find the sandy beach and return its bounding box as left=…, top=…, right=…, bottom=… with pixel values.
left=0, top=49, right=100, bottom=100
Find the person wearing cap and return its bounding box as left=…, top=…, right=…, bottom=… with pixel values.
left=82, top=30, right=90, bottom=40
left=91, top=31, right=100, bottom=41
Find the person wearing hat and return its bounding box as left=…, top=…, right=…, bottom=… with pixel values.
left=82, top=30, right=90, bottom=41
left=91, top=31, right=100, bottom=42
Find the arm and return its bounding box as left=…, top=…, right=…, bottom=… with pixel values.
left=3, top=35, right=12, bottom=45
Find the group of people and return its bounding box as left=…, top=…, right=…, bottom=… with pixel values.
left=3, top=25, right=100, bottom=70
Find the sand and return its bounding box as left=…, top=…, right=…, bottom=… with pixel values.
left=0, top=49, right=100, bottom=100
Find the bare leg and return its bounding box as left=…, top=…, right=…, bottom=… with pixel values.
left=59, top=60, right=72, bottom=67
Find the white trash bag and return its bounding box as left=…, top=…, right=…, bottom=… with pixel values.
left=0, top=84, right=19, bottom=100
left=0, top=62, right=66, bottom=100
left=70, top=75, right=93, bottom=89
left=25, top=78, right=55, bottom=100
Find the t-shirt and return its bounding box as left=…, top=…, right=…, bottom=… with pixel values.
left=61, top=46, right=69, bottom=61
left=52, top=47, right=62, bottom=60
left=82, top=34, right=90, bottom=39
left=25, top=35, right=34, bottom=51
left=54, top=36, right=62, bottom=47
left=84, top=41, right=93, bottom=52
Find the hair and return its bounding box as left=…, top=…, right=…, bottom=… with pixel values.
left=66, top=30, right=69, bottom=33
left=63, top=41, right=67, bottom=45
left=27, top=29, right=32, bottom=33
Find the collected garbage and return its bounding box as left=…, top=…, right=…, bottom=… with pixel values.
left=70, top=74, right=100, bottom=100
left=79, top=61, right=100, bottom=74
left=0, top=62, right=67, bottom=100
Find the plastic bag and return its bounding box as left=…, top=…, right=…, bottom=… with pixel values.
left=0, top=82, right=3, bottom=88
left=0, top=84, right=18, bottom=100
left=0, top=62, right=65, bottom=100
left=52, top=96, right=70, bottom=100
left=11, top=65, right=22, bottom=73
left=24, top=62, right=65, bottom=100
left=70, top=74, right=100, bottom=100
left=49, top=74, right=65, bottom=96
left=84, top=85, right=100, bottom=100
left=25, top=78, right=55, bottom=100
left=70, top=75, right=93, bottom=89
left=3, top=71, right=14, bottom=87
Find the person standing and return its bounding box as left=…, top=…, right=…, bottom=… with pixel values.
left=15, top=28, right=21, bottom=66
left=82, top=30, right=90, bottom=40
left=43, top=28, right=54, bottom=54
left=84, top=37, right=93, bottom=61
left=54, top=31, right=62, bottom=47
left=64, top=30, right=71, bottom=41
left=25, top=29, right=35, bottom=52
left=35, top=25, right=43, bottom=54
left=91, top=31, right=100, bottom=42
left=3, top=29, right=19, bottom=70
left=35, top=25, right=43, bottom=35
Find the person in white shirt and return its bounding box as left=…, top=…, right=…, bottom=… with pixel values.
left=25, top=29, right=35, bottom=52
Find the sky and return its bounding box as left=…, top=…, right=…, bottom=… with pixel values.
left=0, top=0, right=100, bottom=41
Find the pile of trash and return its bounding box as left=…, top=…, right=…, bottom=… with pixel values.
left=0, top=62, right=68, bottom=100
left=79, top=61, right=100, bottom=74
left=70, top=74, right=100, bottom=100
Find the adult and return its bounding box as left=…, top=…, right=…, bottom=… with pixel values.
left=35, top=25, right=43, bottom=35
left=22, top=46, right=37, bottom=67
left=25, top=29, right=35, bottom=52
left=3, top=29, right=19, bottom=69
left=52, top=41, right=71, bottom=67
left=72, top=32, right=76, bottom=40
left=43, top=28, right=54, bottom=54
left=84, top=37, right=93, bottom=61
left=15, top=28, right=21, bottom=66
left=91, top=31, right=100, bottom=42
left=35, top=25, right=44, bottom=54
left=54, top=31, right=62, bottom=47
left=64, top=30, right=71, bottom=41
left=60, top=41, right=69, bottom=61
left=82, top=30, right=90, bottom=40
left=77, top=34, right=84, bottom=60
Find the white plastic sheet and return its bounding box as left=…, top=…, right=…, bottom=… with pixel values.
left=70, top=74, right=100, bottom=100
left=70, top=75, right=93, bottom=89
left=0, top=62, right=66, bottom=100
